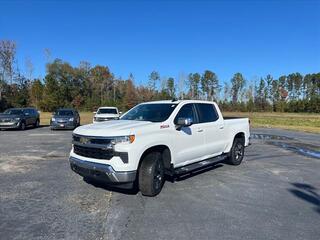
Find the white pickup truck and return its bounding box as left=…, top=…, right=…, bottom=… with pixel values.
left=69, top=100, right=250, bottom=196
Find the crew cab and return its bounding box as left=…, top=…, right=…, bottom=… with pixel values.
left=69, top=100, right=250, bottom=196
left=93, top=107, right=120, bottom=123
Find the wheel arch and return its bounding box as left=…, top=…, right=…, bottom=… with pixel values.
left=138, top=145, right=172, bottom=170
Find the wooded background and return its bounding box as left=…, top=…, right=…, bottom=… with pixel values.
left=1, top=40, right=319, bottom=113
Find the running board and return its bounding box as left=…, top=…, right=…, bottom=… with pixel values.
left=174, top=154, right=227, bottom=175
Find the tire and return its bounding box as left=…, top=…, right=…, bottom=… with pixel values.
left=226, top=138, right=245, bottom=165
left=20, top=121, right=26, bottom=131
left=138, top=152, right=165, bottom=197
left=34, top=119, right=40, bottom=128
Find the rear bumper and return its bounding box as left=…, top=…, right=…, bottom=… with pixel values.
left=69, top=156, right=136, bottom=184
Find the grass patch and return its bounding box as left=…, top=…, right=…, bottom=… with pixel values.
left=223, top=112, right=320, bottom=134
left=40, top=111, right=320, bottom=134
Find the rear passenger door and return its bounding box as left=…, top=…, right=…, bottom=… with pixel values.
left=195, top=103, right=226, bottom=157
left=24, top=109, right=34, bottom=125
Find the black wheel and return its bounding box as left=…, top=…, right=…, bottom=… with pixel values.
left=20, top=121, right=26, bottom=130
left=34, top=119, right=40, bottom=128
left=226, top=138, right=245, bottom=165
left=138, top=152, right=164, bottom=197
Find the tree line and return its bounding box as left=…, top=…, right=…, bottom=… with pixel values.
left=0, top=40, right=319, bottom=113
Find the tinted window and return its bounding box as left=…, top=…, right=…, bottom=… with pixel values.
left=4, top=109, right=23, bottom=115
left=98, top=108, right=118, bottom=114
left=121, top=103, right=177, bottom=122
left=56, top=110, right=74, bottom=116
left=174, top=104, right=197, bottom=124
left=196, top=103, right=219, bottom=123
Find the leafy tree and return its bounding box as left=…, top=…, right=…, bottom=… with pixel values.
left=166, top=77, right=175, bottom=98
left=231, top=73, right=245, bottom=103
left=201, top=70, right=219, bottom=101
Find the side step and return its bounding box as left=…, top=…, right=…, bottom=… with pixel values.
left=174, top=154, right=227, bottom=175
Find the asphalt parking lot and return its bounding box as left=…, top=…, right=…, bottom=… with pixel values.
left=0, top=127, right=319, bottom=240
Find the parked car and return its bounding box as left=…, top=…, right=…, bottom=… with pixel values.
left=69, top=100, right=250, bottom=196
left=93, top=107, right=120, bottom=123
left=50, top=108, right=80, bottom=130
left=0, top=107, right=40, bottom=130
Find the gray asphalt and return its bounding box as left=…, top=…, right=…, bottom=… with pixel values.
left=0, top=126, right=319, bottom=240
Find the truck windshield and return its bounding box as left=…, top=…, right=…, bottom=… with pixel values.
left=121, top=103, right=178, bottom=122
left=98, top=108, right=117, bottom=114
left=4, top=109, right=23, bottom=115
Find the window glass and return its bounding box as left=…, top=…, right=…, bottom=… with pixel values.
left=174, top=104, right=196, bottom=124
left=56, top=110, right=74, bottom=116
left=98, top=108, right=118, bottom=114
left=121, top=103, right=177, bottom=122
left=196, top=103, right=219, bottom=123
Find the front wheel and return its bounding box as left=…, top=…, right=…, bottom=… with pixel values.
left=138, top=152, right=164, bottom=197
left=34, top=119, right=40, bottom=128
left=19, top=121, right=26, bottom=131
left=226, top=138, right=245, bottom=165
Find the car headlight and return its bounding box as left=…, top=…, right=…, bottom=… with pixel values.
left=69, top=117, right=74, bottom=121
left=51, top=117, right=56, bottom=122
left=14, top=117, right=20, bottom=121
left=111, top=135, right=135, bottom=145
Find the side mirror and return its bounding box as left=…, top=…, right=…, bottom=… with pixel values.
left=176, top=117, right=193, bottom=128
left=93, top=111, right=97, bottom=114
left=119, top=111, right=122, bottom=115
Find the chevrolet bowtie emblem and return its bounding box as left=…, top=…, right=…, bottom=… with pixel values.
left=80, top=137, right=90, bottom=144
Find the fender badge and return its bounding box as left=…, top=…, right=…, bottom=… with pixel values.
left=160, top=125, right=169, bottom=129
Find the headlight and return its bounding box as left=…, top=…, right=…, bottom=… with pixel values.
left=14, top=117, right=20, bottom=121
left=51, top=117, right=56, bottom=122
left=69, top=117, right=74, bottom=121
left=111, top=135, right=135, bottom=145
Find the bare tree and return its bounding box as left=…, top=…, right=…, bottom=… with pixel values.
left=25, top=57, right=34, bottom=80
left=0, top=40, right=16, bottom=84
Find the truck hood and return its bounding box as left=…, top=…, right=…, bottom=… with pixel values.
left=73, top=120, right=153, bottom=136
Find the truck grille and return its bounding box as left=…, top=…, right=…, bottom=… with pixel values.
left=73, top=145, right=113, bottom=160
left=72, top=135, right=112, bottom=145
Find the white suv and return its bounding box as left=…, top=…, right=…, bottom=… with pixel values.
left=93, top=107, right=120, bottom=123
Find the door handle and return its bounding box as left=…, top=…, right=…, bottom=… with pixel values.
left=197, top=128, right=204, bottom=132
left=219, top=126, right=224, bottom=129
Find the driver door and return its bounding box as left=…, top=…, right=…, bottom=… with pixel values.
left=173, top=103, right=206, bottom=167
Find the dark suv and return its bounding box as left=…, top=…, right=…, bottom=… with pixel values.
left=50, top=108, right=80, bottom=130
left=0, top=107, right=40, bottom=130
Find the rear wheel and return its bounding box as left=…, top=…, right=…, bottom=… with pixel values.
left=226, top=138, right=245, bottom=165
left=138, top=152, right=164, bottom=197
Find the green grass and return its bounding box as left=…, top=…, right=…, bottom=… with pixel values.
left=40, top=111, right=320, bottom=134
left=223, top=112, right=320, bottom=134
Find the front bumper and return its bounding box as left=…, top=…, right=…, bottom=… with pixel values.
left=51, top=121, right=76, bottom=129
left=0, top=121, right=20, bottom=129
left=69, top=156, right=136, bottom=184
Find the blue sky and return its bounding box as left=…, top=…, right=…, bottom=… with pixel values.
left=0, top=0, right=319, bottom=86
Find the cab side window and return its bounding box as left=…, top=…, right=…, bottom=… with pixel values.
left=174, top=104, right=197, bottom=124
left=196, top=103, right=219, bottom=123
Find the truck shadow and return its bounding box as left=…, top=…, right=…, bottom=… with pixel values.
left=83, top=177, right=139, bottom=195
left=83, top=164, right=225, bottom=195
left=288, top=182, right=320, bottom=214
